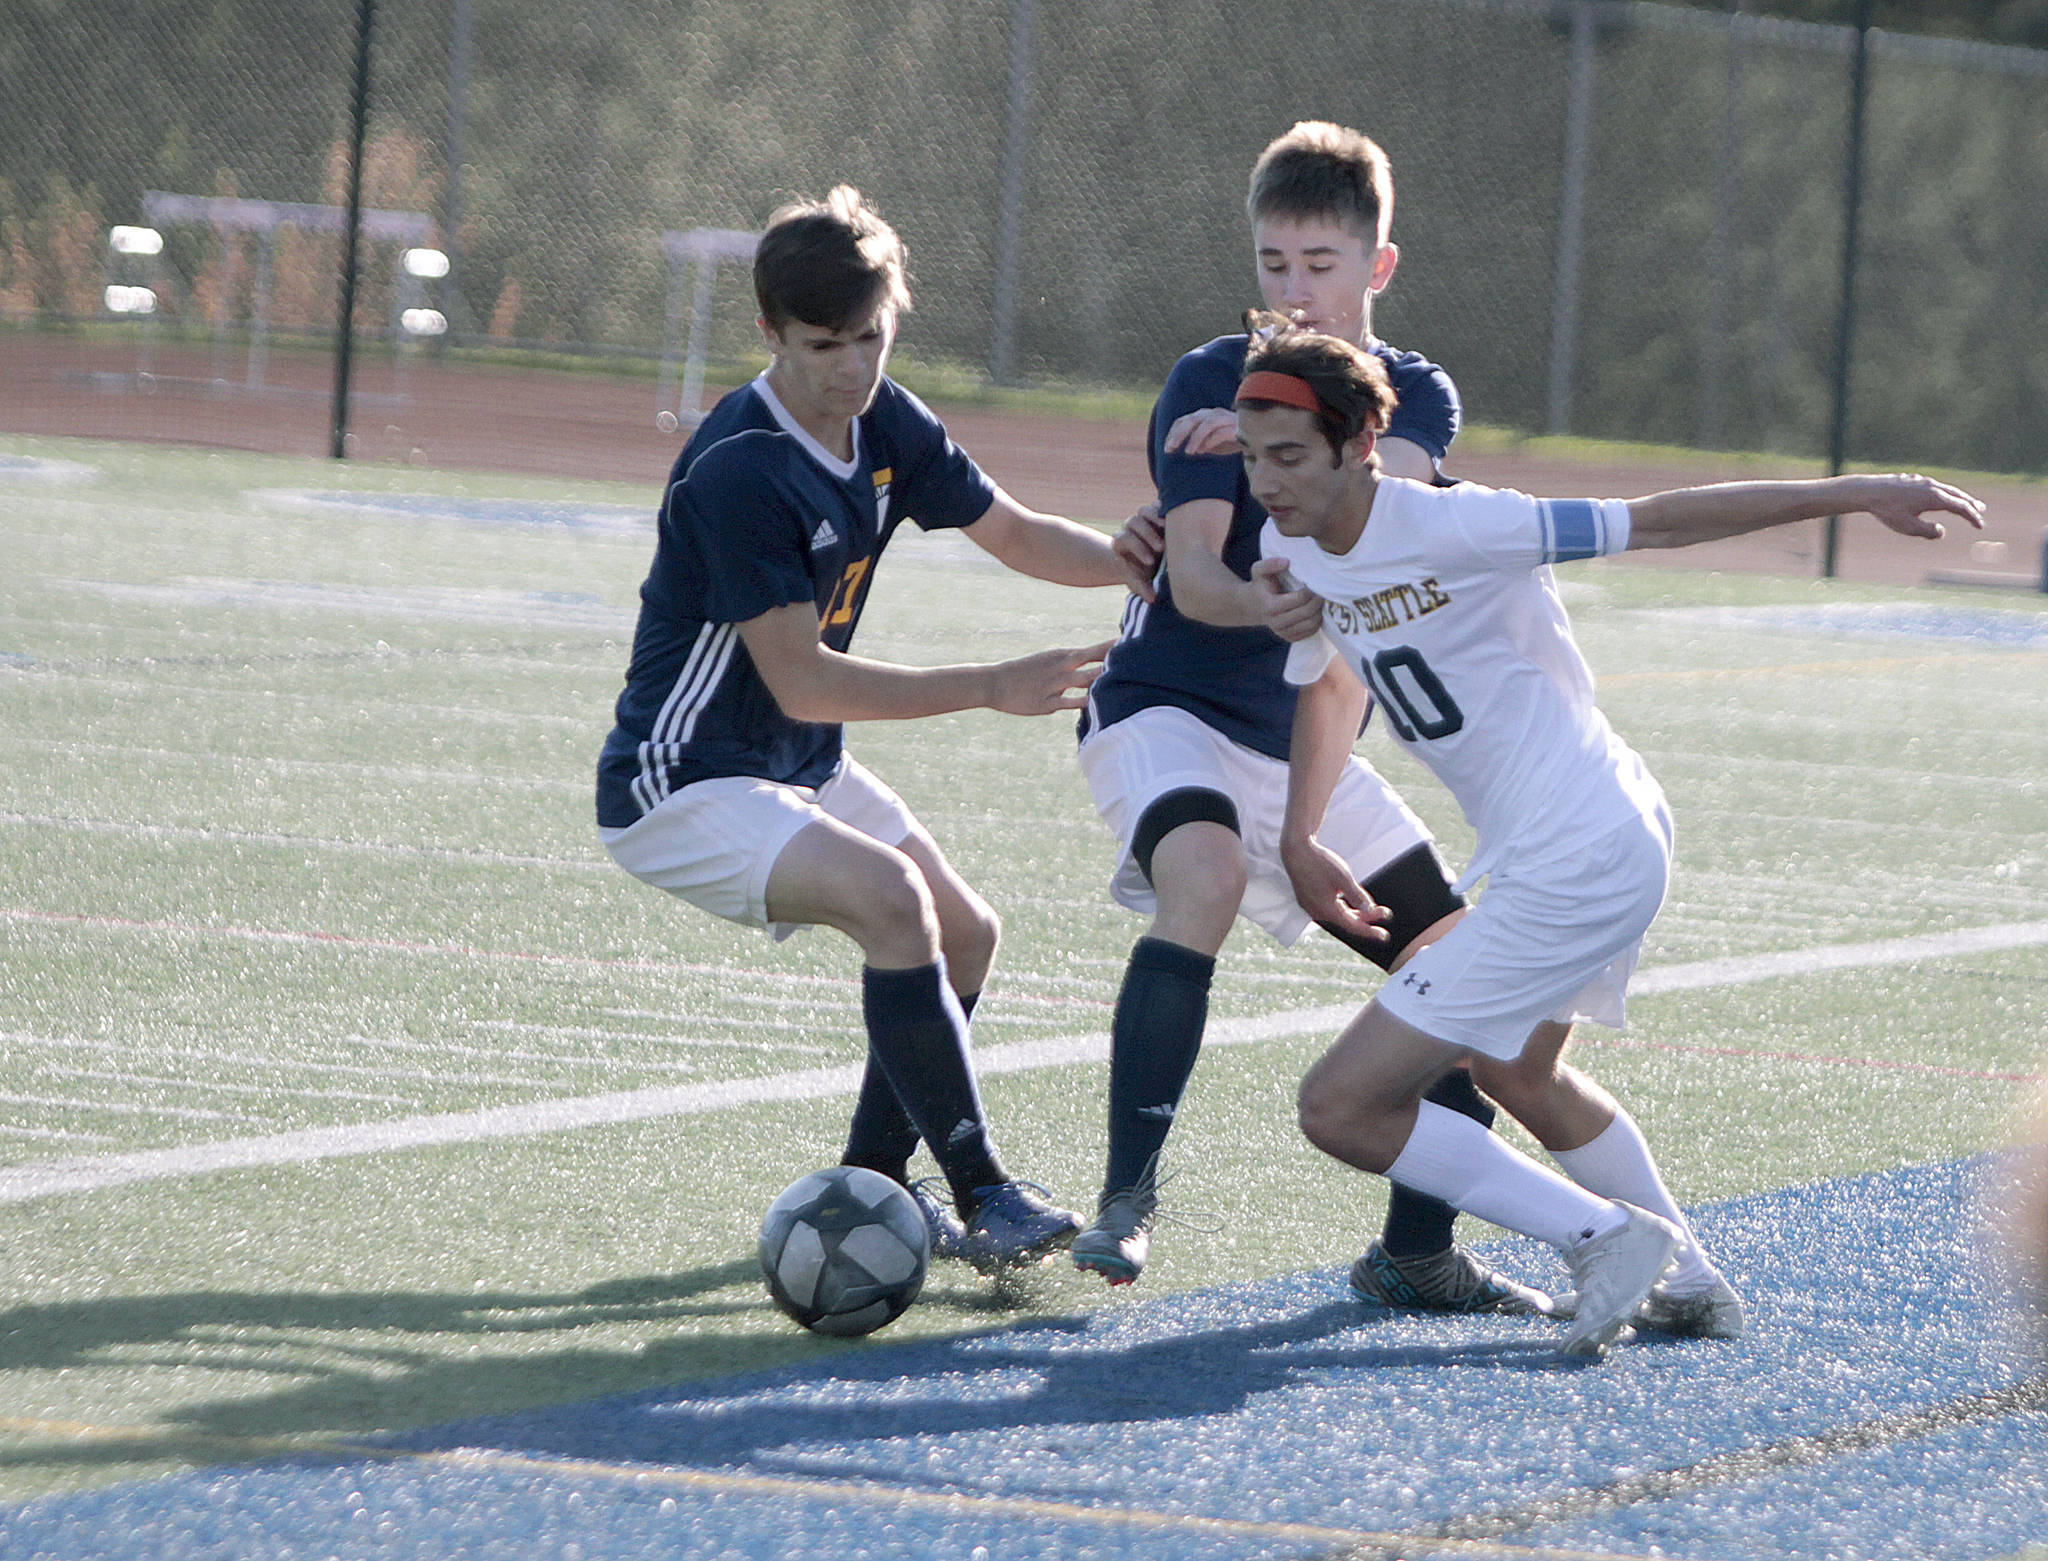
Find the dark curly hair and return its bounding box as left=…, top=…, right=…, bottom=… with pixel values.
left=1237, top=310, right=1395, bottom=462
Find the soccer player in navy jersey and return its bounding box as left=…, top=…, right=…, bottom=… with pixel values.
left=1069, top=122, right=1547, bottom=1305
left=597, top=187, right=1153, bottom=1274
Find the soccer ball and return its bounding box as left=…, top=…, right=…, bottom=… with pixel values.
left=758, top=1166, right=930, bottom=1336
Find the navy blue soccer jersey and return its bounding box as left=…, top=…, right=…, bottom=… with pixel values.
left=596, top=374, right=997, bottom=827
left=1080, top=332, right=1459, bottom=761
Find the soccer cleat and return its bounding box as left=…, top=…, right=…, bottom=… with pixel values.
left=956, top=1182, right=1085, bottom=1275
left=1558, top=1204, right=1681, bottom=1360
left=906, top=1177, right=968, bottom=1263
left=1348, top=1241, right=1556, bottom=1316
left=1550, top=1269, right=1746, bottom=1341
left=1071, top=1183, right=1159, bottom=1286
left=1635, top=1272, right=1746, bottom=1340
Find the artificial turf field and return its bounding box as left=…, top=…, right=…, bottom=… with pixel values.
left=0, top=434, right=2044, bottom=1558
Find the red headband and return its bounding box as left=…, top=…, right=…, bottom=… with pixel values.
left=1235, top=370, right=1324, bottom=416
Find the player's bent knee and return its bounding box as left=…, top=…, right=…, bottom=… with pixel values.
left=944, top=895, right=1001, bottom=979
left=1295, top=1079, right=1396, bottom=1173
left=1143, top=805, right=1247, bottom=949
left=818, top=850, right=942, bottom=964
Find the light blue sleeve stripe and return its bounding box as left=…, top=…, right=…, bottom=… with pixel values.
left=1538, top=498, right=1604, bottom=562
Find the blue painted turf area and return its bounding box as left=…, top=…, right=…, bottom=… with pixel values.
left=1685, top=601, right=2048, bottom=650
left=270, top=491, right=649, bottom=533
left=4, top=1158, right=2042, bottom=1560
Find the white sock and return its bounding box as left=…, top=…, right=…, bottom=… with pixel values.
left=1387, top=1102, right=1627, bottom=1252
left=1552, top=1109, right=1717, bottom=1289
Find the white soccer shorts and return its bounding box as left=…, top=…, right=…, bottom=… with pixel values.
left=598, top=754, right=917, bottom=941
left=1076, top=705, right=1434, bottom=946
left=1376, top=804, right=1674, bottom=1061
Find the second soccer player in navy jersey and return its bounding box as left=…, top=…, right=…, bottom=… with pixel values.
left=597, top=187, right=1152, bottom=1274
left=1070, top=122, right=1548, bottom=1310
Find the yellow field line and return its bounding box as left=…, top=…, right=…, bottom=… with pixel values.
left=12, top=1382, right=2048, bottom=1560
left=0, top=1412, right=1656, bottom=1561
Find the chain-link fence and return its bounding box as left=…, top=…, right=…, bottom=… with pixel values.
left=2, top=0, right=2044, bottom=475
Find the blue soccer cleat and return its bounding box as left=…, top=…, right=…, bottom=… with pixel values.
left=906, top=1177, right=968, bottom=1263
left=956, top=1182, right=1084, bottom=1275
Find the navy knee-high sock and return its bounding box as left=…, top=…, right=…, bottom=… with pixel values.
left=1379, top=1068, right=1498, bottom=1257
left=1103, top=937, right=1214, bottom=1195
left=843, top=992, right=978, bottom=1183
left=860, top=963, right=1004, bottom=1208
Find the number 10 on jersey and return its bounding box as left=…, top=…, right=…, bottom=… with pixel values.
left=1357, top=645, right=1464, bottom=742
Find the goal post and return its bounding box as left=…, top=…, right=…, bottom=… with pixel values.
left=657, top=226, right=757, bottom=432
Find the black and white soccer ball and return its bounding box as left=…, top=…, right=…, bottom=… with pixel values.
left=758, top=1166, right=930, bottom=1336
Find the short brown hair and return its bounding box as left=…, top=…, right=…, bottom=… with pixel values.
left=1237, top=310, right=1395, bottom=460
left=753, top=185, right=912, bottom=334
left=1246, top=121, right=1394, bottom=248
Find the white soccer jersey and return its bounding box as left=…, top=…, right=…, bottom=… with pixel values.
left=1270, top=478, right=1665, bottom=891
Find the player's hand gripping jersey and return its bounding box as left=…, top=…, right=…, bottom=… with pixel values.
left=596, top=375, right=996, bottom=827
left=1269, top=481, right=1666, bottom=891
left=1081, top=332, right=1458, bottom=759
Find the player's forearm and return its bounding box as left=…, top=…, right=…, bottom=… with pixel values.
left=1168, top=544, right=1272, bottom=627
left=969, top=500, right=1130, bottom=587
left=1281, top=667, right=1367, bottom=846
left=1626, top=477, right=1862, bottom=550
left=766, top=647, right=1002, bottom=723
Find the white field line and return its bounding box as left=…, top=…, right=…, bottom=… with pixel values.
left=0, top=1032, right=554, bottom=1093
left=2, top=737, right=590, bottom=797
left=1, top=921, right=2044, bottom=1207
left=14, top=1028, right=536, bottom=1079
left=0, top=1125, right=121, bottom=1146
left=1, top=812, right=609, bottom=873
left=35, top=1064, right=414, bottom=1109
left=461, top=1021, right=838, bottom=1053
left=7, top=672, right=594, bottom=732
left=0, top=906, right=870, bottom=993
left=0, top=1090, right=254, bottom=1125
left=61, top=578, right=636, bottom=634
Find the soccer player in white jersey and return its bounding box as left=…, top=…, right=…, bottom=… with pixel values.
left=1235, top=319, right=1983, bottom=1356
left=597, top=188, right=1152, bottom=1274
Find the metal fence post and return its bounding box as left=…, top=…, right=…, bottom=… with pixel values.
left=1546, top=0, right=1596, bottom=438
left=440, top=0, right=473, bottom=343
left=1701, top=0, right=1751, bottom=448
left=330, top=0, right=376, bottom=460
left=987, top=0, right=1036, bottom=387
left=1823, top=0, right=1873, bottom=578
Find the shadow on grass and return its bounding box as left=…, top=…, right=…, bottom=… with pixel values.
left=0, top=1254, right=1056, bottom=1485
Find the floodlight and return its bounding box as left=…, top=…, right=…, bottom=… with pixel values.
left=400, top=308, right=448, bottom=337
left=104, top=285, right=157, bottom=315
left=402, top=247, right=450, bottom=280
left=108, top=225, right=164, bottom=257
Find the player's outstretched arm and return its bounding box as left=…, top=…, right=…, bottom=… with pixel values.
left=964, top=490, right=1156, bottom=601
left=1627, top=473, right=1985, bottom=551
left=739, top=601, right=1110, bottom=723
left=1279, top=658, right=1390, bottom=944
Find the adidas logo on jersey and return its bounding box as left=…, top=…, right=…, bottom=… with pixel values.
left=810, top=518, right=839, bottom=551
